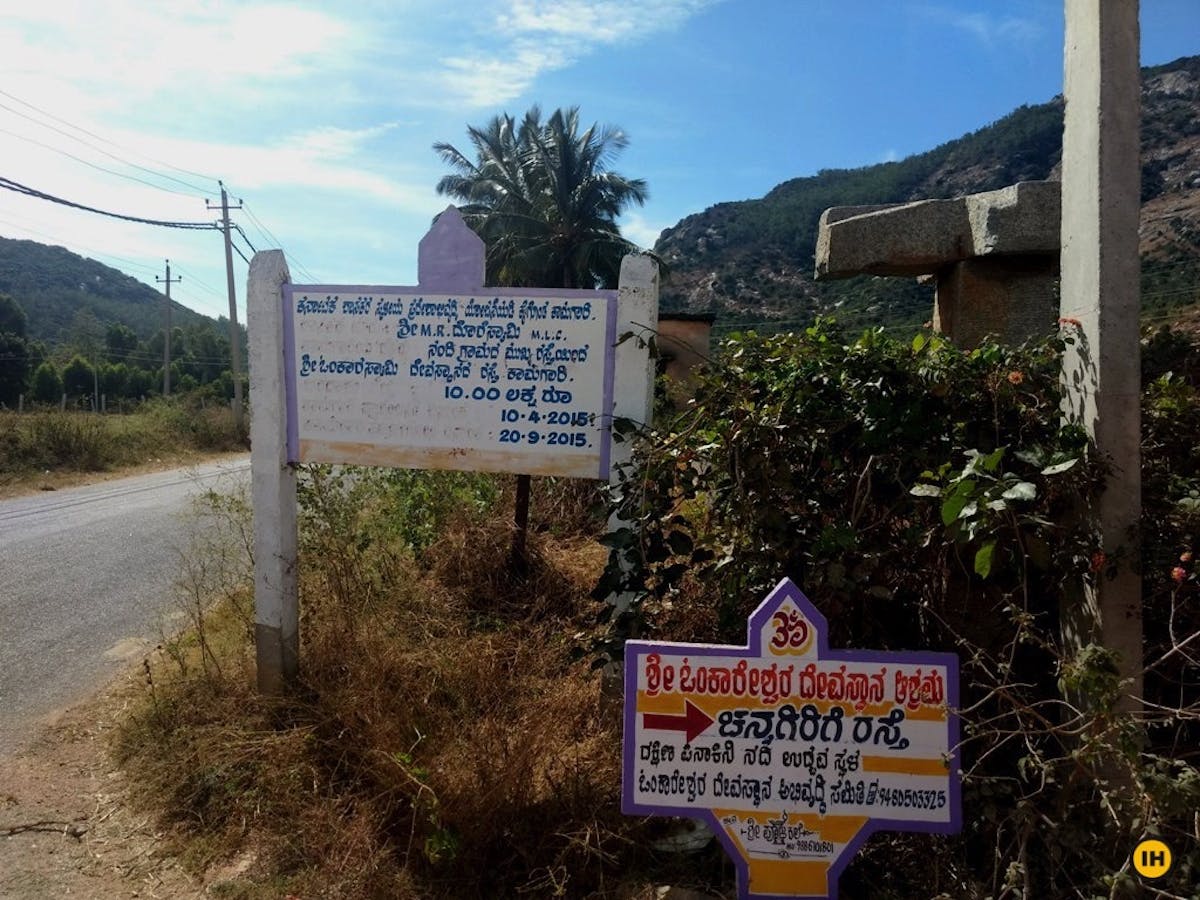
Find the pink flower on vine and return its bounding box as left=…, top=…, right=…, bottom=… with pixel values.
left=1181, top=551, right=1194, bottom=563
left=1171, top=566, right=1187, bottom=584
left=1007, top=371, right=1024, bottom=386
left=1058, top=316, right=1082, bottom=328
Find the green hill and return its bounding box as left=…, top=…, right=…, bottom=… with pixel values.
left=0, top=236, right=220, bottom=346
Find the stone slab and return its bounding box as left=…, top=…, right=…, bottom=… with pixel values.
left=815, top=181, right=1061, bottom=280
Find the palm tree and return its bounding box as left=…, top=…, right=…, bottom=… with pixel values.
left=434, top=106, right=648, bottom=289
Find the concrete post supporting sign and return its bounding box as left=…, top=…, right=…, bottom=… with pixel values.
left=602, top=253, right=659, bottom=653
left=612, top=254, right=659, bottom=471
left=248, top=249, right=299, bottom=693
left=1060, top=0, right=1143, bottom=713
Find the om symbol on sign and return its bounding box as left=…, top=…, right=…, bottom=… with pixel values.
left=769, top=605, right=812, bottom=655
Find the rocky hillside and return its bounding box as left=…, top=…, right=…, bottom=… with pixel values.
left=656, top=55, right=1200, bottom=332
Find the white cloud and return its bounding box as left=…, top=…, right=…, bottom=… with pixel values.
left=4, top=2, right=359, bottom=113
left=434, top=0, right=720, bottom=108
left=913, top=5, right=1044, bottom=48
left=620, top=211, right=666, bottom=250
left=439, top=45, right=570, bottom=109
left=293, top=123, right=404, bottom=161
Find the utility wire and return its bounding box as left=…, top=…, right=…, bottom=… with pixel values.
left=230, top=240, right=251, bottom=266
left=0, top=127, right=202, bottom=199
left=231, top=223, right=257, bottom=252
left=0, top=89, right=215, bottom=191
left=0, top=176, right=218, bottom=230
left=240, top=200, right=319, bottom=281
left=167, top=263, right=228, bottom=301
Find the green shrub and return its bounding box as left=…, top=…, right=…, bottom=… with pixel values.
left=595, top=319, right=1200, bottom=898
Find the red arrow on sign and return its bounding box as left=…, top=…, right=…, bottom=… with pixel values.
left=642, top=699, right=714, bottom=743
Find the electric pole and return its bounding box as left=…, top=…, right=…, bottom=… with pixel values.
left=157, top=259, right=181, bottom=397
left=208, top=181, right=245, bottom=432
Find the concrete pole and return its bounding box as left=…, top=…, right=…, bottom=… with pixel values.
left=247, top=249, right=299, bottom=692
left=157, top=259, right=180, bottom=397
left=1060, top=0, right=1142, bottom=713
left=217, top=183, right=246, bottom=433
left=600, top=253, right=660, bottom=708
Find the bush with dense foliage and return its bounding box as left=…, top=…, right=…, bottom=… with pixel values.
left=594, top=319, right=1200, bottom=897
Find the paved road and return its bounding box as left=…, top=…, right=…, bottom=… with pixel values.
left=0, top=455, right=251, bottom=754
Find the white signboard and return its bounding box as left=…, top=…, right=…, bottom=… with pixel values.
left=281, top=285, right=618, bottom=479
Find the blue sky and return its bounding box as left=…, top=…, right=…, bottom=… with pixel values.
left=1, top=0, right=1198, bottom=326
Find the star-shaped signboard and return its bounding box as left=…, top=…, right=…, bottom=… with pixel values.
left=623, top=578, right=961, bottom=899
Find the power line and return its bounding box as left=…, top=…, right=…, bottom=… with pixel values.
left=240, top=200, right=319, bottom=281
left=0, top=175, right=218, bottom=230
left=231, top=223, right=257, bottom=253
left=0, top=89, right=215, bottom=191
left=0, top=127, right=201, bottom=199
left=167, top=263, right=227, bottom=301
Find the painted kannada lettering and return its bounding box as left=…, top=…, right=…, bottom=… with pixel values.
left=623, top=578, right=960, bottom=900
left=285, top=288, right=616, bottom=478
left=642, top=654, right=945, bottom=713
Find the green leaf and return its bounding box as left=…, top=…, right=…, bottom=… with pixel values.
left=910, top=483, right=942, bottom=497
left=1001, top=481, right=1037, bottom=501
left=975, top=540, right=997, bottom=578
left=979, top=447, right=1006, bottom=473
left=912, top=333, right=928, bottom=353
left=1040, top=459, right=1078, bottom=476
left=941, top=480, right=975, bottom=526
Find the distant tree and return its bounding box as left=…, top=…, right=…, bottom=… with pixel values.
left=62, top=356, right=95, bottom=399
left=27, top=340, right=48, bottom=373
left=0, top=294, right=31, bottom=406
left=69, top=309, right=104, bottom=362
left=105, top=323, right=139, bottom=363
left=0, top=293, right=28, bottom=339
left=0, top=331, right=29, bottom=406
left=434, top=105, right=648, bottom=289
left=99, top=362, right=129, bottom=399
left=125, top=367, right=155, bottom=400
left=31, top=361, right=63, bottom=404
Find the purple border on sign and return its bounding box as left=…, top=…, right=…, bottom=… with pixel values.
left=621, top=577, right=962, bottom=900
left=280, top=284, right=620, bottom=473
left=281, top=284, right=299, bottom=462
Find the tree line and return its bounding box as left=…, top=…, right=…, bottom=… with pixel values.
left=0, top=292, right=243, bottom=408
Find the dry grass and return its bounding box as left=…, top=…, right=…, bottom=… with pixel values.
left=112, top=471, right=728, bottom=899
left=0, top=402, right=245, bottom=491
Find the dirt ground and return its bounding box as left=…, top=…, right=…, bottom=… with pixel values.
left=0, top=666, right=206, bottom=899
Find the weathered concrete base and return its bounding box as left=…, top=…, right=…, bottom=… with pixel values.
left=255, top=623, right=299, bottom=695
left=934, top=256, right=1059, bottom=347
